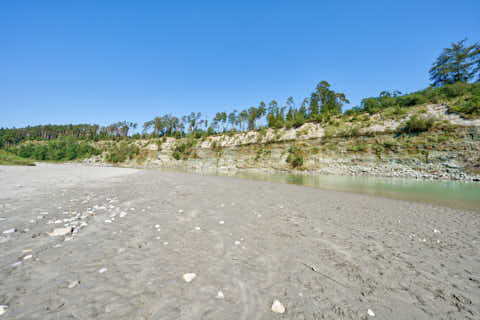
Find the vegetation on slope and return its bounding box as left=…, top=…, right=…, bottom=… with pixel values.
left=0, top=150, right=35, bottom=166
left=12, top=137, right=100, bottom=161
left=0, top=39, right=479, bottom=166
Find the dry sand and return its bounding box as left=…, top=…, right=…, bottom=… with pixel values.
left=0, top=163, right=479, bottom=319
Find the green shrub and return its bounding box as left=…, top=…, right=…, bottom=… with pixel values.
left=15, top=137, right=100, bottom=161
left=286, top=146, right=304, bottom=168
left=106, top=142, right=139, bottom=163
left=401, top=115, right=437, bottom=134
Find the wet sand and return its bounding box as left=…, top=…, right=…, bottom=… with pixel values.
left=0, top=163, right=479, bottom=319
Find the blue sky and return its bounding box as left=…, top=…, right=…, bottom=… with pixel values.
left=1, top=0, right=479, bottom=128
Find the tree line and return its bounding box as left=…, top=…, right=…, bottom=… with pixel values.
left=1, top=38, right=479, bottom=149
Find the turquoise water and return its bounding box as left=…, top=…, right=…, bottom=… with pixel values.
left=166, top=169, right=480, bottom=210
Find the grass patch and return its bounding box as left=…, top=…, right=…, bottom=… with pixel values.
left=0, top=150, right=35, bottom=166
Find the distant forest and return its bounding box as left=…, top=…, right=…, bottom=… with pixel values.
left=1, top=39, right=479, bottom=149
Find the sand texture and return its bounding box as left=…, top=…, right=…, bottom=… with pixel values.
left=0, top=164, right=479, bottom=319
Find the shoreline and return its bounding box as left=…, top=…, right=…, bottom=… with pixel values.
left=0, top=163, right=479, bottom=319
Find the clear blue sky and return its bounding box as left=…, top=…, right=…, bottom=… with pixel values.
left=1, top=0, right=479, bottom=128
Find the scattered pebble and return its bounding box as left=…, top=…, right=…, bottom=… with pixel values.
left=178, top=209, right=183, bottom=213
left=271, top=300, right=285, bottom=314
left=163, top=242, right=169, bottom=246
left=155, top=224, right=160, bottom=229
left=234, top=240, right=240, bottom=245
left=11, top=261, right=22, bottom=268
left=23, top=255, right=33, bottom=260
left=119, top=211, right=127, bottom=218
left=48, top=227, right=72, bottom=237
left=104, top=219, right=112, bottom=223
left=194, top=226, right=201, bottom=231
left=98, top=267, right=108, bottom=274
left=216, top=291, right=225, bottom=299
left=367, top=309, right=375, bottom=317
left=0, top=305, right=7, bottom=316
left=3, top=228, right=16, bottom=234
left=219, top=221, right=225, bottom=225
left=68, top=280, right=80, bottom=289
left=182, top=273, right=196, bottom=282
left=434, top=229, right=440, bottom=234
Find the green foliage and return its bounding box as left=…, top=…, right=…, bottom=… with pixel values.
left=106, top=141, right=140, bottom=163
left=401, top=115, right=437, bottom=134
left=449, top=85, right=480, bottom=118
left=429, top=39, right=479, bottom=86
left=286, top=146, right=304, bottom=168
left=0, top=150, right=35, bottom=166
left=347, top=140, right=368, bottom=152
left=15, top=137, right=100, bottom=161
left=255, top=148, right=271, bottom=161
left=172, top=139, right=197, bottom=160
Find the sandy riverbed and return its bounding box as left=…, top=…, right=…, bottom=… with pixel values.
left=0, top=163, right=479, bottom=319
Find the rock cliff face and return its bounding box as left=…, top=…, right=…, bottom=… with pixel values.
left=86, top=104, right=480, bottom=181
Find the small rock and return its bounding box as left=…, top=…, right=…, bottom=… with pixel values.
left=216, top=291, right=225, bottom=299
left=155, top=224, right=160, bottom=229
left=194, top=226, right=201, bottom=231
left=271, top=300, right=285, bottom=314
left=11, top=261, right=22, bottom=268
left=182, top=273, right=196, bottom=282
left=68, top=280, right=80, bottom=289
left=219, top=221, right=225, bottom=225
left=163, top=241, right=168, bottom=245
left=0, top=305, right=7, bottom=316
left=234, top=240, right=240, bottom=245
left=104, top=219, right=112, bottom=223
left=367, top=309, right=375, bottom=317
left=48, top=227, right=72, bottom=237
left=23, top=255, right=33, bottom=260
left=434, top=229, right=440, bottom=234
left=178, top=209, right=183, bottom=213
left=119, top=211, right=127, bottom=218
left=3, top=228, right=16, bottom=234
left=98, top=267, right=107, bottom=274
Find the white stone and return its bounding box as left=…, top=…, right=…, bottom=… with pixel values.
left=119, top=211, right=127, bottom=218
left=219, top=220, right=225, bottom=225
left=68, top=280, right=80, bottom=289
left=434, top=229, right=440, bottom=233
left=155, top=224, right=160, bottom=228
left=163, top=242, right=168, bottom=245
left=195, top=226, right=201, bottom=231
left=0, top=305, right=7, bottom=316
left=23, top=255, right=32, bottom=260
left=216, top=291, right=225, bottom=299
left=367, top=309, right=375, bottom=317
left=178, top=209, right=183, bottom=213
left=104, top=219, right=112, bottom=223
left=48, top=227, right=72, bottom=237
left=234, top=241, right=240, bottom=245
left=11, top=261, right=22, bottom=268
left=182, top=273, right=196, bottom=282
left=271, top=300, right=285, bottom=314
left=2, top=228, right=15, bottom=234
left=98, top=267, right=107, bottom=274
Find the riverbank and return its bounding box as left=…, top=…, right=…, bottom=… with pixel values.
left=1, top=164, right=479, bottom=319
